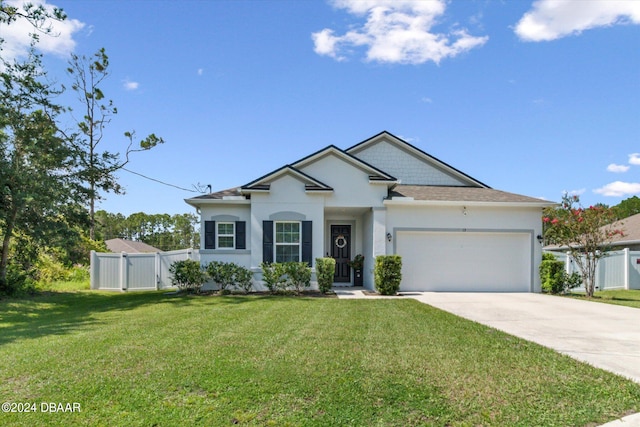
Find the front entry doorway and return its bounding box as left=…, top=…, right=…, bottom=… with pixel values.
left=331, top=225, right=351, bottom=283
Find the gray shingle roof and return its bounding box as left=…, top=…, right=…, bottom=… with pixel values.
left=389, top=185, right=552, bottom=204
left=608, top=213, right=640, bottom=244
left=188, top=187, right=245, bottom=200
left=105, top=238, right=161, bottom=253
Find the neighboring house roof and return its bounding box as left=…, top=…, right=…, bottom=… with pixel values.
left=389, top=185, right=552, bottom=206
left=607, top=212, right=640, bottom=246
left=105, top=238, right=160, bottom=253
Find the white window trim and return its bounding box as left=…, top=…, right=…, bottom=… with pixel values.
left=217, top=222, right=235, bottom=250
left=274, top=221, right=301, bottom=262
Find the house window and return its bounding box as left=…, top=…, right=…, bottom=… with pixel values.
left=217, top=222, right=235, bottom=249
left=275, top=221, right=300, bottom=262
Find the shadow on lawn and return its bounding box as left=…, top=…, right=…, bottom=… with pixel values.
left=0, top=290, right=319, bottom=346
left=0, top=292, right=175, bottom=347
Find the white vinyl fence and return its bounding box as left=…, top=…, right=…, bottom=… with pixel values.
left=546, top=249, right=640, bottom=291
left=90, top=249, right=199, bottom=291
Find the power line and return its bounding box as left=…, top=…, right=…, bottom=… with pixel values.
left=122, top=167, right=200, bottom=193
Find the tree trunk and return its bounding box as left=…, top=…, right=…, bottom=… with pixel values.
left=89, top=181, right=95, bottom=240
left=0, top=210, right=17, bottom=291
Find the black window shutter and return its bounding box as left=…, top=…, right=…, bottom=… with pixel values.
left=204, top=221, right=215, bottom=249
left=301, top=221, right=312, bottom=266
left=235, top=221, right=246, bottom=249
left=262, top=221, right=273, bottom=263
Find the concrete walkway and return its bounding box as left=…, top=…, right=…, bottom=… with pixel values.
left=334, top=289, right=640, bottom=427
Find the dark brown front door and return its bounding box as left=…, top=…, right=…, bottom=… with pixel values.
left=331, top=225, right=351, bottom=283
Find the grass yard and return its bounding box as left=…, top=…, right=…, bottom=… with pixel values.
left=1, top=292, right=640, bottom=426
left=568, top=289, right=640, bottom=309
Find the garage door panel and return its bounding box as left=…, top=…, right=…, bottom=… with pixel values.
left=397, top=231, right=531, bottom=292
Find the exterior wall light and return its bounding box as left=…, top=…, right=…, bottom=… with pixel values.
left=536, top=234, right=544, bottom=245
left=386, top=232, right=392, bottom=242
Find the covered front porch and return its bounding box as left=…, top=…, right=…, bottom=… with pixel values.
left=323, top=206, right=388, bottom=289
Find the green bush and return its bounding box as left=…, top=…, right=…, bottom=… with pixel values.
left=233, top=264, right=253, bottom=294
left=374, top=255, right=402, bottom=295
left=169, top=260, right=207, bottom=293
left=284, top=262, right=312, bottom=295
left=315, top=257, right=336, bottom=293
left=35, top=251, right=69, bottom=285
left=1, top=264, right=36, bottom=297
left=540, top=253, right=582, bottom=294
left=206, top=261, right=235, bottom=292
left=67, top=265, right=90, bottom=283
left=205, top=261, right=253, bottom=293
left=260, top=262, right=286, bottom=293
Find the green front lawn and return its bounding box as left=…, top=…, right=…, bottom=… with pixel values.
left=1, top=291, right=639, bottom=426
left=568, top=289, right=640, bottom=309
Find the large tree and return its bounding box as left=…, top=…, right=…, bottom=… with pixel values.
left=543, top=194, right=624, bottom=297
left=67, top=48, right=164, bottom=240
left=0, top=46, right=86, bottom=291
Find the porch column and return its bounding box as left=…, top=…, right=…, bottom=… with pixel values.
left=372, top=207, right=387, bottom=257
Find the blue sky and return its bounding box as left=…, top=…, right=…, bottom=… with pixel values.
left=3, top=0, right=639, bottom=215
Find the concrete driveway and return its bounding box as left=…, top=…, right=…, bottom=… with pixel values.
left=406, top=292, right=640, bottom=384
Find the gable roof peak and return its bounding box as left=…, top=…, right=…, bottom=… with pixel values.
left=346, top=131, right=490, bottom=189
left=291, top=143, right=397, bottom=182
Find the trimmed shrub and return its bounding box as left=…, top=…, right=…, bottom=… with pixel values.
left=206, top=261, right=239, bottom=293
left=315, top=257, right=336, bottom=293
left=169, top=260, right=207, bottom=293
left=374, top=255, right=402, bottom=295
left=260, top=262, right=286, bottom=293
left=233, top=264, right=254, bottom=294
left=540, top=253, right=582, bottom=294
left=284, top=262, right=312, bottom=295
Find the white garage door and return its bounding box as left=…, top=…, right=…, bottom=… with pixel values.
left=396, top=231, right=532, bottom=292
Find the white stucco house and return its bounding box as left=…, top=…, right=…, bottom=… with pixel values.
left=185, top=131, right=554, bottom=292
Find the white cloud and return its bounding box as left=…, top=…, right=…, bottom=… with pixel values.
left=594, top=181, right=640, bottom=197
left=607, top=163, right=630, bottom=173
left=420, top=96, right=433, bottom=103
left=197, top=68, right=204, bottom=76
left=515, top=0, right=640, bottom=42
left=629, top=153, right=640, bottom=165
left=123, top=79, right=139, bottom=91
left=312, top=0, right=488, bottom=64
left=565, top=188, right=586, bottom=197
left=0, top=0, right=85, bottom=62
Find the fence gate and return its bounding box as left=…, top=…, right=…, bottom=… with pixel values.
left=90, top=249, right=199, bottom=291
left=546, top=249, right=640, bottom=291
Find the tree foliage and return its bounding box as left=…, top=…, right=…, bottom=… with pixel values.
left=543, top=194, right=624, bottom=297
left=0, top=44, right=87, bottom=292
left=95, top=210, right=200, bottom=251
left=67, top=48, right=164, bottom=239
left=0, top=1, right=66, bottom=31
left=613, top=196, right=640, bottom=220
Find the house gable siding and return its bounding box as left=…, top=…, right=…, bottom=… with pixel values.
left=351, top=138, right=471, bottom=186
left=296, top=153, right=388, bottom=207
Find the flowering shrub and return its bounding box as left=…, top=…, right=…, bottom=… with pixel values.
left=543, top=194, right=624, bottom=297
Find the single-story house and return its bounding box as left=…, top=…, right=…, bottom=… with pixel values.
left=105, top=238, right=161, bottom=254
left=185, top=131, right=554, bottom=292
